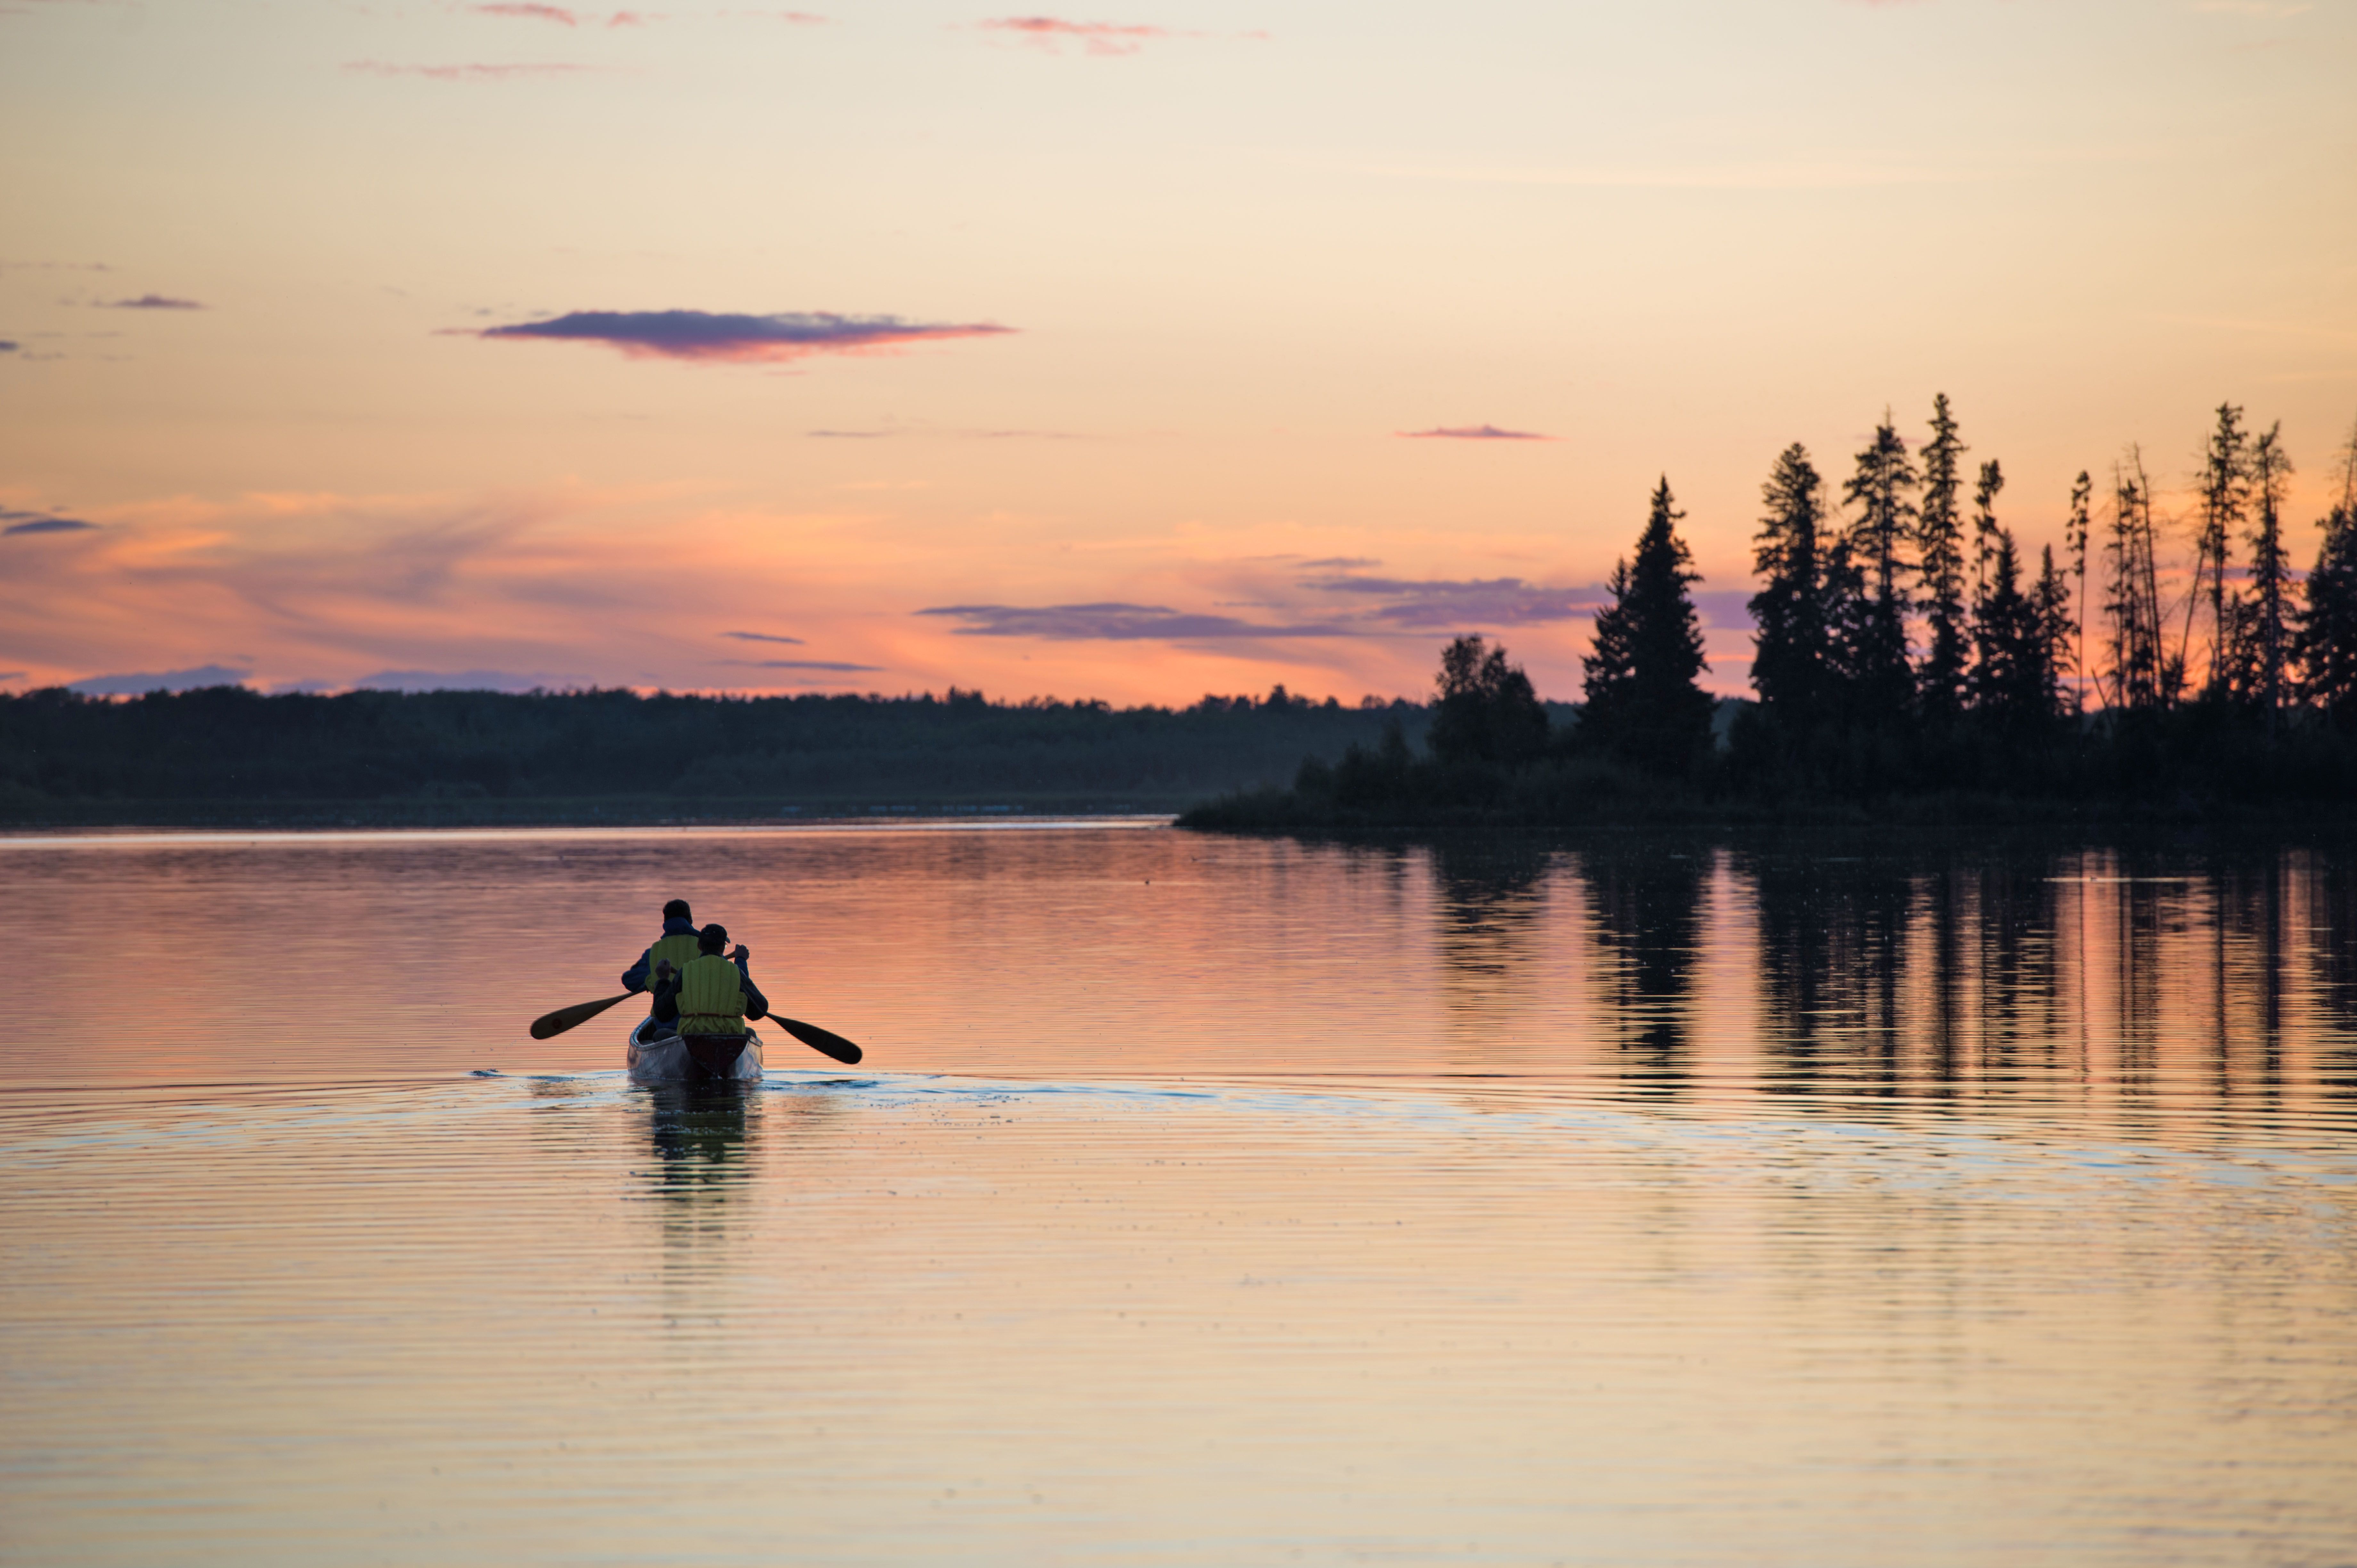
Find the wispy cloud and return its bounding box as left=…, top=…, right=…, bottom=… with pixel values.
left=471, top=2, right=577, bottom=22
left=1399, top=424, right=1554, bottom=442
left=355, top=668, right=560, bottom=693
left=102, top=294, right=204, bottom=310
left=68, top=664, right=250, bottom=696
left=344, top=61, right=588, bottom=80
left=2, top=509, right=97, bottom=536
left=919, top=602, right=1353, bottom=640
left=722, top=630, right=806, bottom=645
left=0, top=341, right=16, bottom=354
left=979, top=16, right=1174, bottom=55
left=1298, top=573, right=1599, bottom=628
left=720, top=658, right=885, bottom=671
left=475, top=309, right=1013, bottom=363
left=1300, top=556, right=1379, bottom=568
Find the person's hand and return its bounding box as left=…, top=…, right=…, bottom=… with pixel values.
left=655, top=960, right=675, bottom=980
left=730, top=944, right=751, bottom=963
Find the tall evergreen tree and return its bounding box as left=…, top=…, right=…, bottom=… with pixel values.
left=2242, top=422, right=2295, bottom=721
left=1581, top=477, right=1715, bottom=774
left=1840, top=413, right=1919, bottom=724
left=1969, top=528, right=2035, bottom=724
left=1916, top=394, right=1970, bottom=722
left=2064, top=470, right=2092, bottom=713
left=2190, top=402, right=2249, bottom=699
left=1749, top=444, right=1837, bottom=728
left=2031, top=544, right=2076, bottom=723
left=2102, top=448, right=2174, bottom=711
left=2295, top=424, right=2357, bottom=728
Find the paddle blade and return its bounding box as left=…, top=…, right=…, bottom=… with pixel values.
left=530, top=992, right=633, bottom=1040
left=772, top=1015, right=863, bottom=1065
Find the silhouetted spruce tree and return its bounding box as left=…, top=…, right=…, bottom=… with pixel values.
left=2064, top=470, right=2093, bottom=713
left=1580, top=477, right=1714, bottom=774
left=2102, top=448, right=2174, bottom=712
left=2191, top=402, right=2249, bottom=700
left=1428, top=634, right=1549, bottom=767
left=2296, top=426, right=2357, bottom=728
left=1969, top=528, right=2034, bottom=724
left=1840, top=413, right=1920, bottom=725
left=2032, top=545, right=2076, bottom=722
left=2241, top=422, right=2295, bottom=721
left=1916, top=394, right=1970, bottom=723
left=1748, top=444, right=1839, bottom=730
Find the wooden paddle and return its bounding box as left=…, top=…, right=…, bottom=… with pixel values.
left=528, top=992, right=864, bottom=1066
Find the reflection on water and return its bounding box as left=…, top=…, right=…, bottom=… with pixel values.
left=644, top=1083, right=755, bottom=1200
left=3, top=825, right=2355, bottom=1565
left=1581, top=843, right=1707, bottom=1085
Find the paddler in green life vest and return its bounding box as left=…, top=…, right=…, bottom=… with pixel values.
left=648, top=923, right=771, bottom=1073
left=622, top=900, right=703, bottom=1020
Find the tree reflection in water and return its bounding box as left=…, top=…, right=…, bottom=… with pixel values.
left=1427, top=840, right=1555, bottom=1067
left=1578, top=841, right=1707, bottom=1091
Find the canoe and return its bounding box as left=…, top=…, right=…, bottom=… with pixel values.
left=626, top=1017, right=764, bottom=1085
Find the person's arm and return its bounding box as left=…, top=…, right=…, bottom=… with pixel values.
left=732, top=946, right=770, bottom=1021
left=621, top=946, right=653, bottom=994
left=649, top=961, right=681, bottom=1024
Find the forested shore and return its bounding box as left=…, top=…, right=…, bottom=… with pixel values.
left=0, top=684, right=1443, bottom=825
left=1184, top=398, right=2357, bottom=832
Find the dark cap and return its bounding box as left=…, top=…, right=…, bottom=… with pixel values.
left=697, top=922, right=729, bottom=952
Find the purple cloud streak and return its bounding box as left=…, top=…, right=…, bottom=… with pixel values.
left=475, top=309, right=1013, bottom=363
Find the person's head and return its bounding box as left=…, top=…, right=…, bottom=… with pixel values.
left=697, top=922, right=729, bottom=955
left=663, top=898, right=692, bottom=923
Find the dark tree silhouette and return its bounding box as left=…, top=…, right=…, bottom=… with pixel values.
left=2242, top=422, right=2295, bottom=722
left=2032, top=544, right=2076, bottom=722
left=1748, top=444, right=1838, bottom=730
left=1970, top=529, right=2036, bottom=726
left=2102, top=448, right=2174, bottom=712
left=1917, top=394, right=1970, bottom=723
left=1581, top=478, right=1715, bottom=774
left=2297, top=430, right=2357, bottom=729
left=2191, top=403, right=2250, bottom=700
left=1428, top=635, right=1549, bottom=767
left=1840, top=413, right=1919, bottom=723
left=2064, top=470, right=2093, bottom=714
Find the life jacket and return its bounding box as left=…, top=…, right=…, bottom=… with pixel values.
left=676, top=953, right=749, bottom=1037
left=646, top=930, right=701, bottom=986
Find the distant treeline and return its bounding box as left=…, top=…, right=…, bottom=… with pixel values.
left=1187, top=398, right=2357, bottom=830
left=0, top=683, right=1478, bottom=825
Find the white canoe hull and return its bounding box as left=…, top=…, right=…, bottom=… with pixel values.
left=626, top=1019, right=763, bottom=1084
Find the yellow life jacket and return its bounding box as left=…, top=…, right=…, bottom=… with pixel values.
left=646, top=931, right=701, bottom=987
left=676, top=952, right=748, bottom=1036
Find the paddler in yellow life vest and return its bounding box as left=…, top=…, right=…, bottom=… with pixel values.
left=622, top=899, right=703, bottom=1017
left=648, top=923, right=771, bottom=1069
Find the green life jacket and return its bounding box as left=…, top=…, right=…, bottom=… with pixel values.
left=646, top=931, right=701, bottom=989
left=677, top=952, right=748, bottom=1037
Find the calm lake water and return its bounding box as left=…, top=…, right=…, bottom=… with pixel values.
left=4, top=823, right=2354, bottom=1565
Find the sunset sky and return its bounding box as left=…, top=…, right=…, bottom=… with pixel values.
left=3, top=0, right=2352, bottom=705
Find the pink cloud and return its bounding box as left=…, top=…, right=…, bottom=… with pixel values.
left=344, top=61, right=588, bottom=80
left=1397, top=425, right=1556, bottom=442
left=980, top=16, right=1174, bottom=55
left=471, top=2, right=577, bottom=21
